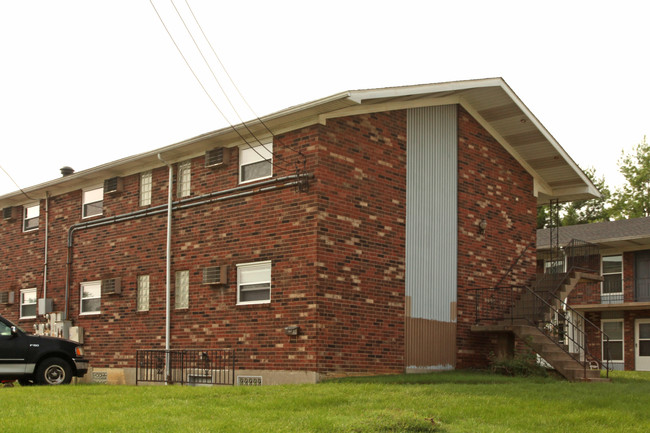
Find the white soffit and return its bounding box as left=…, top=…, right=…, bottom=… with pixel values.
left=336, top=78, right=599, bottom=204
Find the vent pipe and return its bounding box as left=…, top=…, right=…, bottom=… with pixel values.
left=60, top=166, right=75, bottom=177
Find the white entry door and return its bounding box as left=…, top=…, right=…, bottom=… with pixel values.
left=635, top=319, right=650, bottom=371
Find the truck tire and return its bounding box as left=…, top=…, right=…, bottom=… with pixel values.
left=36, top=358, right=72, bottom=385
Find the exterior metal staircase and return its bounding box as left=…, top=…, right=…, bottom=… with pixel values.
left=471, top=239, right=611, bottom=382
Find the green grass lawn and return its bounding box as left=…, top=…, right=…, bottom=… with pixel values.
left=3, top=370, right=650, bottom=433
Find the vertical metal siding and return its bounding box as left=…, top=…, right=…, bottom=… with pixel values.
left=405, top=105, right=458, bottom=369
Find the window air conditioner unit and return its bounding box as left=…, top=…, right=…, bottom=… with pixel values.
left=2, top=206, right=20, bottom=221
left=205, top=147, right=230, bottom=168
left=102, top=277, right=122, bottom=295
left=0, top=291, right=14, bottom=304
left=104, top=177, right=124, bottom=194
left=202, top=265, right=228, bottom=285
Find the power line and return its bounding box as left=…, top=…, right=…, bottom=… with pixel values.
left=0, top=165, right=37, bottom=201
left=149, top=0, right=301, bottom=175
left=182, top=0, right=304, bottom=158
left=168, top=1, right=274, bottom=162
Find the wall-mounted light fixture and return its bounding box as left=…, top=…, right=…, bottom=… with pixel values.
left=284, top=325, right=300, bottom=336
left=478, top=219, right=487, bottom=234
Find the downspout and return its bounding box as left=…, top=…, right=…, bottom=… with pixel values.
left=43, top=192, right=50, bottom=300
left=158, top=154, right=173, bottom=383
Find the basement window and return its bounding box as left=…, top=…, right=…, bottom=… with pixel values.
left=23, top=203, right=40, bottom=232
left=237, top=261, right=271, bottom=305
left=20, top=288, right=37, bottom=319
left=80, top=281, right=101, bottom=315
left=239, top=143, right=273, bottom=183
left=82, top=186, right=103, bottom=218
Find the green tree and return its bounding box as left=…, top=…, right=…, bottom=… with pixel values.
left=610, top=136, right=650, bottom=219
left=561, top=167, right=611, bottom=225
left=537, top=205, right=549, bottom=229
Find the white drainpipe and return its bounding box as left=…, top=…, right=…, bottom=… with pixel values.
left=158, top=154, right=173, bottom=383
left=43, top=192, right=49, bottom=300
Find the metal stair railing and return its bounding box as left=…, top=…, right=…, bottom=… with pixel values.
left=493, top=242, right=535, bottom=290
left=542, top=289, right=611, bottom=376
left=472, top=284, right=610, bottom=379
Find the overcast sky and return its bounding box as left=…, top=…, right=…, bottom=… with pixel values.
left=1, top=0, right=648, bottom=197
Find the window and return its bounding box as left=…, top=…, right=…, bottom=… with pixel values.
left=23, top=203, right=39, bottom=232
left=82, top=186, right=103, bottom=218
left=544, top=259, right=565, bottom=275
left=0, top=321, right=12, bottom=336
left=237, top=261, right=271, bottom=305
left=137, top=275, right=150, bottom=312
left=239, top=143, right=273, bottom=183
left=178, top=161, right=191, bottom=198
left=602, top=255, right=623, bottom=294
left=602, top=320, right=624, bottom=362
left=20, top=288, right=37, bottom=319
left=80, top=281, right=101, bottom=315
left=140, top=171, right=152, bottom=206
left=175, top=270, right=189, bottom=309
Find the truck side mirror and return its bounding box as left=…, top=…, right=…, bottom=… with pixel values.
left=10, top=326, right=17, bottom=336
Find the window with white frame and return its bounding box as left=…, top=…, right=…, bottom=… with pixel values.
left=137, top=275, right=150, bottom=312
left=602, top=319, right=624, bottom=362
left=140, top=171, right=152, bottom=207
left=80, top=281, right=101, bottom=315
left=544, top=259, right=565, bottom=275
left=82, top=186, right=103, bottom=218
left=239, top=143, right=273, bottom=183
left=177, top=161, right=191, bottom=198
left=237, top=261, right=271, bottom=305
left=175, top=270, right=189, bottom=309
left=20, top=288, right=37, bottom=319
left=23, top=203, right=40, bottom=232
left=602, top=255, right=623, bottom=295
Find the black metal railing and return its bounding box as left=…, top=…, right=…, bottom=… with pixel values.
left=564, top=239, right=600, bottom=273
left=494, top=242, right=535, bottom=289
left=136, top=349, right=235, bottom=385
left=472, top=284, right=610, bottom=378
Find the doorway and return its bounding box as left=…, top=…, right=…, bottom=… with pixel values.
left=635, top=319, right=650, bottom=371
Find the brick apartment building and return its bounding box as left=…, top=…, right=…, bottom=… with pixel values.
left=0, top=78, right=598, bottom=384
left=538, top=218, right=650, bottom=372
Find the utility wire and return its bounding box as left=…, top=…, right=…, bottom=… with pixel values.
left=150, top=0, right=300, bottom=175
left=168, top=1, right=274, bottom=163
left=0, top=165, right=36, bottom=201
left=183, top=0, right=303, bottom=158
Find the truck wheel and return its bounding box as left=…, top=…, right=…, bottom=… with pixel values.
left=36, top=358, right=72, bottom=385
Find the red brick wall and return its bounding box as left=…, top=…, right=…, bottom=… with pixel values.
left=0, top=202, right=45, bottom=319
left=313, top=112, right=407, bottom=375
left=455, top=106, right=538, bottom=369
left=568, top=251, right=635, bottom=305
left=1, top=136, right=323, bottom=372
left=1, top=104, right=539, bottom=376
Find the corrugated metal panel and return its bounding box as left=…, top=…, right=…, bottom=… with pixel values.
left=405, top=105, right=458, bottom=369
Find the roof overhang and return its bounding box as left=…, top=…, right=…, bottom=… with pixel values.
left=0, top=77, right=598, bottom=207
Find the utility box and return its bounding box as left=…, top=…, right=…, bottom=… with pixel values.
left=38, top=298, right=53, bottom=315
left=69, top=326, right=84, bottom=344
